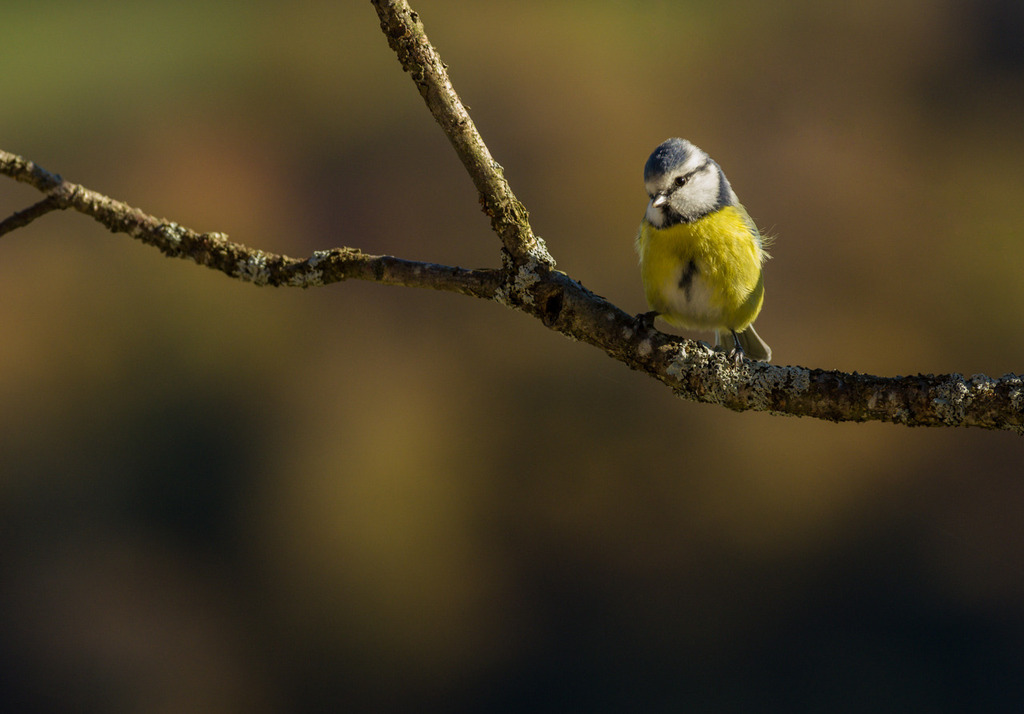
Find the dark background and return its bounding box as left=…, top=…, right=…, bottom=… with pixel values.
left=2, top=1, right=1024, bottom=711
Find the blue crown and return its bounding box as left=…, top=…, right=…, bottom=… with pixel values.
left=644, top=138, right=691, bottom=182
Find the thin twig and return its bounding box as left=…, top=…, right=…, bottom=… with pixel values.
left=0, top=149, right=499, bottom=297
left=0, top=195, right=63, bottom=237
left=371, top=0, right=553, bottom=267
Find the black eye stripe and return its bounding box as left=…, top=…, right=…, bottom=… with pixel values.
left=670, top=159, right=712, bottom=193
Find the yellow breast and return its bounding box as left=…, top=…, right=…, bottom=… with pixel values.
left=636, top=205, right=765, bottom=331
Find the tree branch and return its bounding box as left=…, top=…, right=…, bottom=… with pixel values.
left=371, top=0, right=552, bottom=267
left=1, top=1, right=1021, bottom=434
left=0, top=150, right=499, bottom=297
left=0, top=195, right=62, bottom=237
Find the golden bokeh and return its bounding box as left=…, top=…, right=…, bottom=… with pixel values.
left=2, top=1, right=1023, bottom=710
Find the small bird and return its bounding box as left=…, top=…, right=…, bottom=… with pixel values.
left=635, top=138, right=771, bottom=361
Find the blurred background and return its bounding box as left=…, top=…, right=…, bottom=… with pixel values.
left=2, top=0, right=1024, bottom=711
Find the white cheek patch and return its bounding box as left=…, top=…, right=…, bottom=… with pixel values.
left=645, top=202, right=667, bottom=228
left=670, top=167, right=720, bottom=219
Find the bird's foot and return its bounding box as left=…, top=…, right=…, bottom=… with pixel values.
left=727, top=330, right=747, bottom=365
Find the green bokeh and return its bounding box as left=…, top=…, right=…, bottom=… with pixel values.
left=2, top=1, right=1024, bottom=711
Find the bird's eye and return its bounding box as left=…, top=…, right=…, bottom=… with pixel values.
left=674, top=175, right=688, bottom=187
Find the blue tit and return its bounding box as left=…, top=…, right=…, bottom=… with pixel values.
left=635, top=137, right=771, bottom=362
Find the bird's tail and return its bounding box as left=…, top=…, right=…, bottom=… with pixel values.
left=716, top=325, right=771, bottom=362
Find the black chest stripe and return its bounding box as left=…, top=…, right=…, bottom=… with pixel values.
left=678, top=259, right=698, bottom=300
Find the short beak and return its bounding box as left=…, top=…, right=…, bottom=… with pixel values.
left=651, top=193, right=668, bottom=208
